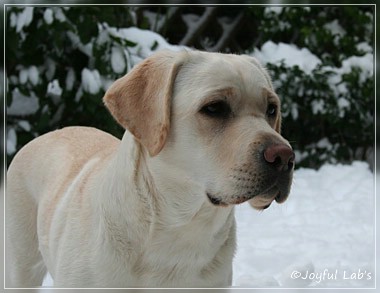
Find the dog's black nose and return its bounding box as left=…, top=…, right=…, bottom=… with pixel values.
left=263, top=144, right=295, bottom=172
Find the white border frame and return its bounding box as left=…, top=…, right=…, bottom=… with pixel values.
left=2, top=2, right=377, bottom=291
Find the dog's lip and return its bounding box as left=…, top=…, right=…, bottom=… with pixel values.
left=252, top=196, right=276, bottom=210
left=207, top=192, right=253, bottom=206
left=251, top=199, right=274, bottom=210
left=206, top=193, right=229, bottom=207
left=262, top=203, right=272, bottom=209
left=248, top=188, right=280, bottom=210
left=256, top=191, right=281, bottom=210
left=207, top=187, right=286, bottom=208
left=274, top=191, right=282, bottom=203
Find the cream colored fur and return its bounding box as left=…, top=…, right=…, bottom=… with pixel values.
left=6, top=50, right=293, bottom=288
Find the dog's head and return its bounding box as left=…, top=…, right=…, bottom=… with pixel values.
left=104, top=50, right=294, bottom=210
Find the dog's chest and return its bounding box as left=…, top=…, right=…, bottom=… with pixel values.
left=131, top=210, right=236, bottom=287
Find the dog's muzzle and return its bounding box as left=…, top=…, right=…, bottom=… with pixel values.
left=248, top=142, right=295, bottom=209
left=207, top=142, right=295, bottom=208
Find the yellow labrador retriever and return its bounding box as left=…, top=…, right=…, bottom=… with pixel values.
left=6, top=50, right=294, bottom=288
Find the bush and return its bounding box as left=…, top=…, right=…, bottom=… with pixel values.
left=6, top=7, right=135, bottom=151
left=6, top=6, right=374, bottom=169
left=247, top=7, right=374, bottom=168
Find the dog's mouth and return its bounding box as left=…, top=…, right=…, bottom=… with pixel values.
left=249, top=189, right=282, bottom=210
left=206, top=193, right=229, bottom=207
left=207, top=186, right=286, bottom=209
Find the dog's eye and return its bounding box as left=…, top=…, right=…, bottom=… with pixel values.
left=266, top=104, right=277, bottom=118
left=200, top=101, right=231, bottom=119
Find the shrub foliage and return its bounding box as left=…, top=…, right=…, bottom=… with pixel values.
left=6, top=6, right=374, bottom=168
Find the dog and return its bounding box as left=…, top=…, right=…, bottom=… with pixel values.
left=6, top=50, right=294, bottom=288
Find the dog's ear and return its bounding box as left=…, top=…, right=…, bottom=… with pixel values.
left=104, top=51, right=183, bottom=157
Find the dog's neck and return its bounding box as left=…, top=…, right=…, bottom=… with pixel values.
left=97, top=130, right=234, bottom=248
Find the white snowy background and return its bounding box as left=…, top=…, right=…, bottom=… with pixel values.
left=6, top=9, right=375, bottom=289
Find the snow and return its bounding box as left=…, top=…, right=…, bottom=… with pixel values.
left=258, top=42, right=369, bottom=100
left=7, top=88, right=39, bottom=116
left=81, top=68, right=102, bottom=95
left=337, top=97, right=350, bottom=117
left=18, top=120, right=32, bottom=132
left=111, top=46, right=126, bottom=74
left=324, top=19, right=346, bottom=37
left=233, top=161, right=374, bottom=288
left=311, top=99, right=325, bottom=115
left=341, top=53, right=373, bottom=83
left=105, top=26, right=184, bottom=64
left=47, top=79, right=63, bottom=99
left=54, top=8, right=66, bottom=22
left=28, top=66, right=39, bottom=85
left=18, top=68, right=28, bottom=84
left=100, top=76, right=114, bottom=92
left=290, top=103, right=298, bottom=120
left=67, top=31, right=93, bottom=58
left=324, top=52, right=373, bottom=99
left=316, top=137, right=333, bottom=150
left=10, top=12, right=17, bottom=28
left=18, top=66, right=39, bottom=85
left=42, top=161, right=374, bottom=288
left=11, top=7, right=34, bottom=33
left=96, top=26, right=109, bottom=46
left=324, top=20, right=346, bottom=46
left=357, top=42, right=372, bottom=54
left=264, top=7, right=284, bottom=15
left=43, top=8, right=54, bottom=25
left=65, top=68, right=75, bottom=91
left=6, top=128, right=17, bottom=155
left=253, top=41, right=322, bottom=75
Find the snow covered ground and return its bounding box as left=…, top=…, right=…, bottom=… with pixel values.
left=233, top=161, right=374, bottom=288
left=41, top=161, right=374, bottom=289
